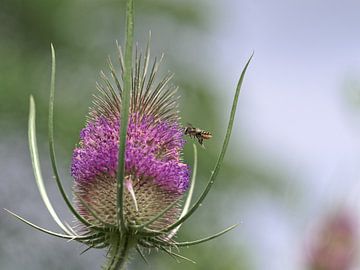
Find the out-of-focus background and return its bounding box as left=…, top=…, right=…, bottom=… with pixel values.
left=1, top=0, right=360, bottom=269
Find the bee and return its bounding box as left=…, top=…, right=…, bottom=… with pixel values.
left=184, top=123, right=212, bottom=146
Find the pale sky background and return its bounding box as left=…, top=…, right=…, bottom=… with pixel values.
left=209, top=1, right=360, bottom=269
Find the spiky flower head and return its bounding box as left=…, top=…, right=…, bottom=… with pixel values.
left=71, top=45, right=190, bottom=233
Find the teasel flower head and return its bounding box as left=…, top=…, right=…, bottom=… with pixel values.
left=72, top=40, right=193, bottom=234
left=71, top=46, right=190, bottom=228
left=6, top=1, right=252, bottom=269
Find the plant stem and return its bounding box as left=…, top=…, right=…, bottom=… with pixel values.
left=105, top=233, right=136, bottom=270
left=117, top=0, right=134, bottom=231
left=115, top=234, right=135, bottom=270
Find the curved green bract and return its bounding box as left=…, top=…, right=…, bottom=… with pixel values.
left=117, top=0, right=134, bottom=232
left=175, top=224, right=238, bottom=247
left=48, top=44, right=93, bottom=228
left=5, top=209, right=76, bottom=240
left=158, top=246, right=196, bottom=264
left=175, top=144, right=197, bottom=229
left=28, top=96, right=72, bottom=235
left=161, top=54, right=253, bottom=233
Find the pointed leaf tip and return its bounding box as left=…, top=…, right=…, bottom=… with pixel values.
left=47, top=44, right=92, bottom=228
left=4, top=209, right=76, bottom=239
left=159, top=55, right=252, bottom=233
left=175, top=223, right=238, bottom=247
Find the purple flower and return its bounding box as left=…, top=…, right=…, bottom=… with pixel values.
left=70, top=48, right=190, bottom=230
left=71, top=114, right=189, bottom=193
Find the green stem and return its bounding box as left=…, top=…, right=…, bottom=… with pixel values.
left=117, top=0, right=134, bottom=231
left=105, top=233, right=136, bottom=270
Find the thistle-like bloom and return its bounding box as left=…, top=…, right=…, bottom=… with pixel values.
left=71, top=45, right=190, bottom=231
left=7, top=1, right=251, bottom=268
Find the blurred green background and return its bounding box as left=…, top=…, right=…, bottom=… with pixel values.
left=1, top=0, right=360, bottom=269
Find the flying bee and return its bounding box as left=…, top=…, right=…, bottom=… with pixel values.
left=184, top=123, right=212, bottom=147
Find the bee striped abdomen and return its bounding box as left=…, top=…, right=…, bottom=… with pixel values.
left=200, top=132, right=212, bottom=139
left=184, top=124, right=212, bottom=146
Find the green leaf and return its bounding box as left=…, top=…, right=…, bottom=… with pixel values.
left=28, top=96, right=72, bottom=235
left=117, top=0, right=134, bottom=231
left=48, top=44, right=93, bottom=228
left=161, top=54, right=253, bottom=232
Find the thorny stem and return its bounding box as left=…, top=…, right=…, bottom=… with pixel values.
left=105, top=233, right=136, bottom=270
left=111, top=1, right=135, bottom=268
left=117, top=0, right=134, bottom=232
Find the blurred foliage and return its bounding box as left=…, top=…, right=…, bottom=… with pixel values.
left=343, top=76, right=360, bottom=110
left=0, top=0, right=287, bottom=269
